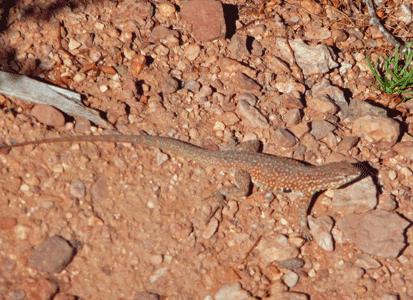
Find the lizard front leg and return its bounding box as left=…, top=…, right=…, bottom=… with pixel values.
left=298, top=192, right=315, bottom=242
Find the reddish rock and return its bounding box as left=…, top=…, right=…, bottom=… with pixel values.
left=150, top=25, right=179, bottom=42
left=237, top=100, right=270, bottom=129
left=392, top=141, right=413, bottom=160
left=278, top=94, right=304, bottom=109
left=162, top=76, right=180, bottom=95
left=233, top=73, right=261, bottom=91
left=25, top=278, right=59, bottom=300
left=352, top=115, right=400, bottom=148
left=273, top=128, right=296, bottom=147
left=337, top=210, right=409, bottom=258
left=91, top=177, right=108, bottom=200
left=30, top=104, right=65, bottom=127
left=310, top=120, right=336, bottom=140
left=0, top=216, right=18, bottom=230
left=228, top=34, right=249, bottom=59
left=181, top=0, right=226, bottom=42
left=300, top=0, right=323, bottom=15
left=332, top=177, right=377, bottom=213
left=116, top=0, right=154, bottom=21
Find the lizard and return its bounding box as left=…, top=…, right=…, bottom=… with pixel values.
left=0, top=133, right=362, bottom=241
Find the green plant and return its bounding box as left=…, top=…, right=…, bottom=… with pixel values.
left=367, top=41, right=413, bottom=101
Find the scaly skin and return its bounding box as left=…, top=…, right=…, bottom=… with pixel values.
left=0, top=134, right=362, bottom=240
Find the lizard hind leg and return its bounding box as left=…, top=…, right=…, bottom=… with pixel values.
left=298, top=192, right=315, bottom=242
left=203, top=169, right=252, bottom=223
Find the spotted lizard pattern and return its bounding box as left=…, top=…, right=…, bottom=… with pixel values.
left=0, top=134, right=362, bottom=241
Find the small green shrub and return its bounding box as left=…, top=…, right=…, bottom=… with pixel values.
left=367, top=41, right=413, bottom=101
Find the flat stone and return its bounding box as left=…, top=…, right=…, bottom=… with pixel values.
left=332, top=176, right=377, bottom=213
left=278, top=94, right=304, bottom=109
left=233, top=73, right=261, bottom=91
left=336, top=136, right=359, bottom=151
left=265, top=55, right=291, bottom=74
left=237, top=100, right=270, bottom=129
left=257, top=234, right=299, bottom=264
left=202, top=218, right=219, bottom=239
left=311, top=82, right=350, bottom=119
left=25, top=278, right=59, bottom=300
left=377, top=194, right=397, bottom=211
left=273, top=128, right=296, bottom=147
left=184, top=44, right=201, bottom=61
left=91, top=177, right=108, bottom=200
left=282, top=271, right=299, bottom=288
left=70, top=178, right=86, bottom=198
left=304, top=27, right=332, bottom=40
left=214, top=282, right=251, bottom=300
left=355, top=253, right=382, bottom=269
left=30, top=104, right=65, bottom=127
left=158, top=3, right=176, bottom=17
left=289, top=39, right=338, bottom=75
left=162, top=76, right=180, bottom=95
left=353, top=115, right=400, bottom=148
left=337, top=210, right=410, bottom=258
left=308, top=216, right=334, bottom=251
left=228, top=34, right=250, bottom=59
left=310, top=120, right=336, bottom=140
left=276, top=258, right=305, bottom=271
left=251, top=39, right=264, bottom=56
left=150, top=26, right=179, bottom=42
left=307, top=95, right=338, bottom=114
left=392, top=141, right=413, bottom=160
left=349, top=98, right=387, bottom=119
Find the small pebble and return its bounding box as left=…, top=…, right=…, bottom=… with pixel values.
left=73, top=72, right=86, bottom=82
left=184, top=80, right=201, bottom=92
left=185, top=44, right=201, bottom=61
left=29, top=235, right=76, bottom=273
left=198, top=85, right=213, bottom=98
left=91, top=177, right=108, bottom=200
left=214, top=282, right=251, bottom=300
left=202, top=218, right=219, bottom=239
left=131, top=54, right=147, bottom=77
left=70, top=178, right=86, bottom=198
left=277, top=258, right=305, bottom=270
left=158, top=3, right=176, bottom=17
left=162, top=76, right=179, bottom=95
left=150, top=254, right=164, bottom=265
left=100, top=85, right=109, bottom=92
left=25, top=278, right=59, bottom=300
left=31, top=104, right=65, bottom=127
left=282, top=270, right=299, bottom=287
left=154, top=44, right=169, bottom=56
left=68, top=38, right=81, bottom=50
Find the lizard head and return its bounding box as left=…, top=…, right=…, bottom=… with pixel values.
left=313, top=161, right=362, bottom=192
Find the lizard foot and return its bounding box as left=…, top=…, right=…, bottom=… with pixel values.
left=300, top=227, right=313, bottom=243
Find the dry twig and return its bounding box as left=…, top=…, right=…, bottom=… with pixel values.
left=365, top=0, right=401, bottom=47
